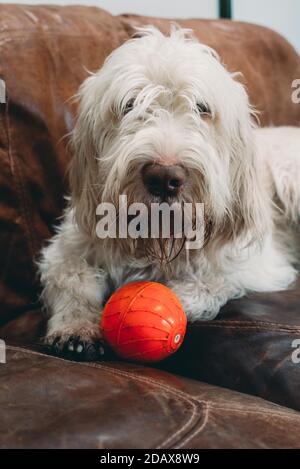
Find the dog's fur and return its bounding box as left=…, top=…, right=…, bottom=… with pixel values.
left=38, top=27, right=300, bottom=359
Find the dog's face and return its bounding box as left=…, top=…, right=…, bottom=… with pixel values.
left=70, top=26, right=266, bottom=259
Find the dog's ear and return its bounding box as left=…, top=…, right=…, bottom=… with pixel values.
left=224, top=83, right=270, bottom=243
left=69, top=77, right=100, bottom=238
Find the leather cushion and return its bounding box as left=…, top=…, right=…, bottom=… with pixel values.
left=162, top=277, right=300, bottom=411
left=2, top=278, right=300, bottom=413
left=1, top=346, right=300, bottom=449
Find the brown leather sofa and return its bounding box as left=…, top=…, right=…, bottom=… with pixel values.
left=0, top=4, right=300, bottom=449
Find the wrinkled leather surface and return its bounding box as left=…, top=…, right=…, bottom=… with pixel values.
left=1, top=346, right=300, bottom=449
left=162, top=277, right=300, bottom=411
left=0, top=3, right=300, bottom=449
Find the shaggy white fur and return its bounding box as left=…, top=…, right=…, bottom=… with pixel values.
left=38, top=26, right=300, bottom=359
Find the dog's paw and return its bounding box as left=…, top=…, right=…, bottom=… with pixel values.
left=43, top=325, right=106, bottom=361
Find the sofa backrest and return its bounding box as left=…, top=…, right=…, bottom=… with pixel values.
left=0, top=4, right=299, bottom=325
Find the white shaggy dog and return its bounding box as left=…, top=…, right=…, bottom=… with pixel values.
left=39, top=27, right=300, bottom=360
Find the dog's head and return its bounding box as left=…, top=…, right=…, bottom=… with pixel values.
left=70, top=26, right=268, bottom=260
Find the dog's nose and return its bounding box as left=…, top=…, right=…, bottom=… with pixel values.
left=142, top=164, right=186, bottom=198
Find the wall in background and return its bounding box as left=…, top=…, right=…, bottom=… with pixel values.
left=0, top=0, right=218, bottom=19
left=233, top=0, right=300, bottom=52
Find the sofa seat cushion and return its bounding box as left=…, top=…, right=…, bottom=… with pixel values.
left=1, top=280, right=300, bottom=412
left=162, top=277, right=300, bottom=411
left=0, top=345, right=300, bottom=449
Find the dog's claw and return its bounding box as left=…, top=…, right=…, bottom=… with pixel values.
left=44, top=334, right=106, bottom=362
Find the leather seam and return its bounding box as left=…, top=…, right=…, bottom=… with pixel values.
left=190, top=323, right=300, bottom=333
left=90, top=363, right=208, bottom=449
left=209, top=404, right=300, bottom=419
left=0, top=99, right=17, bottom=275
left=6, top=345, right=208, bottom=449
left=6, top=346, right=300, bottom=425
left=198, top=319, right=300, bottom=326
left=174, top=403, right=210, bottom=449
left=5, top=96, right=38, bottom=261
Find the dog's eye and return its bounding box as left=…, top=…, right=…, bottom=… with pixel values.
left=123, top=98, right=135, bottom=115
left=196, top=102, right=211, bottom=116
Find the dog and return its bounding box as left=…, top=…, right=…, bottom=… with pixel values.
left=38, top=26, right=300, bottom=360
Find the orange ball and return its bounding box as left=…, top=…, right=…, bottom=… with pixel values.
left=101, top=281, right=187, bottom=363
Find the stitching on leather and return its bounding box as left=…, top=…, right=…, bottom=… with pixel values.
left=6, top=345, right=300, bottom=423
left=6, top=345, right=207, bottom=449
left=197, top=319, right=300, bottom=327
left=176, top=403, right=300, bottom=447
left=5, top=97, right=37, bottom=260
left=191, top=322, right=300, bottom=334
left=174, top=402, right=210, bottom=449
left=89, top=363, right=207, bottom=449
left=0, top=99, right=17, bottom=271
left=209, top=404, right=300, bottom=419
left=72, top=362, right=207, bottom=449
